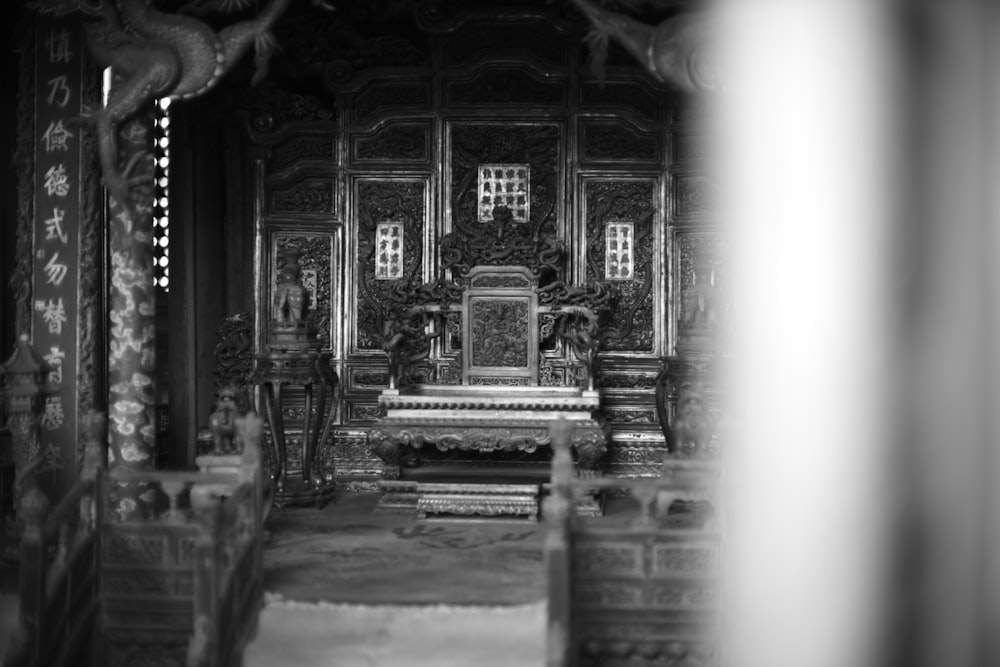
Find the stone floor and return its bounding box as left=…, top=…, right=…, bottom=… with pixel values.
left=262, top=491, right=549, bottom=606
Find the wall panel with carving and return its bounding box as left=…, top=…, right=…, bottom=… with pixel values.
left=349, top=177, right=429, bottom=355
left=446, top=121, right=563, bottom=238
left=581, top=177, right=661, bottom=355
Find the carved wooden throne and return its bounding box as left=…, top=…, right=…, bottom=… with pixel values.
left=368, top=207, right=610, bottom=519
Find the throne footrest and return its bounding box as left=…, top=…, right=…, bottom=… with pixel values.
left=392, top=482, right=540, bottom=521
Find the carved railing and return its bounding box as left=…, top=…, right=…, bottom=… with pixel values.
left=5, top=422, right=266, bottom=667
left=545, top=420, right=722, bottom=667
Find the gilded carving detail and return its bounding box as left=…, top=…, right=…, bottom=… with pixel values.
left=598, top=373, right=659, bottom=389
left=349, top=404, right=385, bottom=422
left=105, top=534, right=166, bottom=565
left=576, top=583, right=643, bottom=607
left=573, top=545, right=642, bottom=575
left=603, top=409, right=657, bottom=424
left=585, top=180, right=656, bottom=352
left=353, top=123, right=429, bottom=163
left=469, top=376, right=531, bottom=386
left=351, top=370, right=390, bottom=389
left=607, top=446, right=668, bottom=465
left=470, top=300, right=530, bottom=367
left=271, top=136, right=336, bottom=174
left=447, top=67, right=565, bottom=107
left=103, top=573, right=172, bottom=596
left=271, top=179, right=334, bottom=214
left=581, top=120, right=659, bottom=162
left=653, top=546, right=719, bottom=574
left=581, top=80, right=660, bottom=121
left=353, top=82, right=431, bottom=122
left=242, top=83, right=334, bottom=134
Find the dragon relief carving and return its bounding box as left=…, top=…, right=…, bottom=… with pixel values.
left=33, top=0, right=306, bottom=217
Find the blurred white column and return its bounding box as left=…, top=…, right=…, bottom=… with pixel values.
left=717, top=0, right=1000, bottom=664
left=715, top=2, right=901, bottom=666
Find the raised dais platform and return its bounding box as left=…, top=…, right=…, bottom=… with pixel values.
left=369, top=384, right=609, bottom=518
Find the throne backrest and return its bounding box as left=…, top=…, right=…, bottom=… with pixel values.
left=462, top=266, right=539, bottom=385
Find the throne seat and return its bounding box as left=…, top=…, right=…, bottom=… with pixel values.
left=368, top=248, right=610, bottom=519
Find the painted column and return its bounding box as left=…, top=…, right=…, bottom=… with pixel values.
left=105, top=101, right=158, bottom=481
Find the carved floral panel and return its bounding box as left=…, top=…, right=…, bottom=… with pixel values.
left=584, top=179, right=657, bottom=353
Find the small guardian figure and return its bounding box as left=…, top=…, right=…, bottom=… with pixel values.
left=270, top=250, right=320, bottom=349
left=272, top=261, right=308, bottom=327
left=208, top=384, right=253, bottom=455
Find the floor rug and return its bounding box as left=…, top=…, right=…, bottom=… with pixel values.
left=262, top=492, right=546, bottom=606
left=243, top=595, right=546, bottom=667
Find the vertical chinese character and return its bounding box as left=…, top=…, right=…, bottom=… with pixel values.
left=44, top=207, right=69, bottom=243
left=44, top=252, right=69, bottom=286
left=43, top=164, right=71, bottom=197
left=46, top=75, right=72, bottom=108
left=46, top=28, right=73, bottom=65
left=36, top=298, right=67, bottom=334
left=41, top=396, right=65, bottom=431
left=42, top=120, right=74, bottom=152
left=44, top=346, right=66, bottom=385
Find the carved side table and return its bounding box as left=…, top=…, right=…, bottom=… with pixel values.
left=251, top=350, right=338, bottom=508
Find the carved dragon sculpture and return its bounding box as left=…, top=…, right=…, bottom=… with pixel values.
left=569, top=0, right=720, bottom=93
left=62, top=0, right=299, bottom=212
